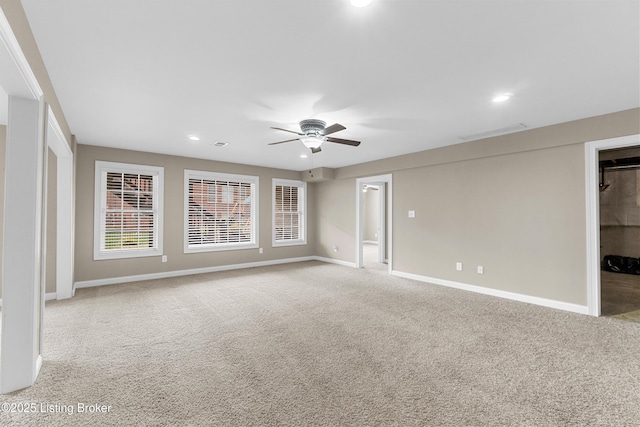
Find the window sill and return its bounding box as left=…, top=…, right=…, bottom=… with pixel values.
left=184, top=243, right=258, bottom=254
left=94, top=248, right=162, bottom=261
left=272, top=240, right=307, bottom=248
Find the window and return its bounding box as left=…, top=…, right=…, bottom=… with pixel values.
left=94, top=161, right=163, bottom=260
left=273, top=179, right=306, bottom=246
left=185, top=170, right=258, bottom=252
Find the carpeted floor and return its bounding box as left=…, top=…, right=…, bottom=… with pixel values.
left=2, top=261, right=640, bottom=426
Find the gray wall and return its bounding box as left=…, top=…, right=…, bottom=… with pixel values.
left=314, top=109, right=640, bottom=306
left=393, top=144, right=585, bottom=302
left=313, top=178, right=355, bottom=263
left=75, top=145, right=316, bottom=282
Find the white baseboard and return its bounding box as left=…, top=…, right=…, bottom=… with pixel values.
left=75, top=256, right=318, bottom=289
left=391, top=270, right=589, bottom=315
left=0, top=292, right=57, bottom=308
left=3, top=263, right=587, bottom=317
left=313, top=256, right=358, bottom=268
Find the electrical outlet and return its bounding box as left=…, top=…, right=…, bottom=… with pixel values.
left=161, top=255, right=167, bottom=263
left=456, top=262, right=463, bottom=271
left=477, top=266, right=484, bottom=274
left=408, top=210, right=416, bottom=218
left=333, top=245, right=339, bottom=252
left=259, top=248, right=263, bottom=254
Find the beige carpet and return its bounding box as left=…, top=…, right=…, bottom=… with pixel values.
left=2, top=261, right=640, bottom=426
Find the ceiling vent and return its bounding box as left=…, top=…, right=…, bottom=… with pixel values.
left=459, top=123, right=527, bottom=142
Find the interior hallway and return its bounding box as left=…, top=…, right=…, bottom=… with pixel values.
left=363, top=242, right=387, bottom=271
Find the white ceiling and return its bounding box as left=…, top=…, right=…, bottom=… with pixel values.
left=20, top=0, right=640, bottom=171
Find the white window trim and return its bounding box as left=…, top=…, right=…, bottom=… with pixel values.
left=272, top=178, right=307, bottom=247
left=184, top=169, right=259, bottom=253
left=94, top=161, right=164, bottom=260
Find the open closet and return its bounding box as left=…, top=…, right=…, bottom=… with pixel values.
left=599, top=146, right=640, bottom=321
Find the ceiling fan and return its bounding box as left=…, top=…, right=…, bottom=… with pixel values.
left=268, top=119, right=361, bottom=154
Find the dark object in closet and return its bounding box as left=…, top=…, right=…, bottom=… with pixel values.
left=602, top=255, right=640, bottom=275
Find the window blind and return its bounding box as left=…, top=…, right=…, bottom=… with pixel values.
left=103, top=171, right=157, bottom=251
left=94, top=161, right=163, bottom=260
left=186, top=171, right=257, bottom=251
left=273, top=179, right=305, bottom=246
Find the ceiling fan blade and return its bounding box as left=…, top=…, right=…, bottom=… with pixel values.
left=311, top=146, right=322, bottom=154
left=268, top=138, right=300, bottom=145
left=271, top=126, right=305, bottom=136
left=326, top=136, right=361, bottom=147
left=320, top=123, right=346, bottom=136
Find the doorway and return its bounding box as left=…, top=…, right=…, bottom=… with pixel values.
left=356, top=174, right=392, bottom=272
left=598, top=145, right=640, bottom=321
left=586, top=134, right=640, bottom=317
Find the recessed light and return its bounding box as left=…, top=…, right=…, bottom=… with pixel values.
left=350, top=0, right=372, bottom=7
left=492, top=93, right=513, bottom=103
left=188, top=135, right=200, bottom=141
left=300, top=154, right=308, bottom=159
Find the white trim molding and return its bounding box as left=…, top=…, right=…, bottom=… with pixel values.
left=313, top=256, right=358, bottom=269
left=184, top=169, right=259, bottom=253
left=72, top=257, right=589, bottom=315
left=94, top=161, right=164, bottom=260
left=46, top=106, right=74, bottom=300
left=0, top=9, right=43, bottom=99
left=272, top=178, right=307, bottom=247
left=75, top=257, right=317, bottom=289
left=392, top=270, right=589, bottom=315
left=585, top=134, right=640, bottom=317
left=74, top=256, right=361, bottom=289
left=356, top=174, right=393, bottom=272
left=0, top=10, right=46, bottom=395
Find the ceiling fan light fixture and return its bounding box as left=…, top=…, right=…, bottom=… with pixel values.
left=301, top=135, right=324, bottom=149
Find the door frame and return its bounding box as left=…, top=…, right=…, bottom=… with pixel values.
left=585, top=134, right=640, bottom=316
left=356, top=174, right=392, bottom=271
left=45, top=106, right=74, bottom=300
left=0, top=7, right=46, bottom=393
